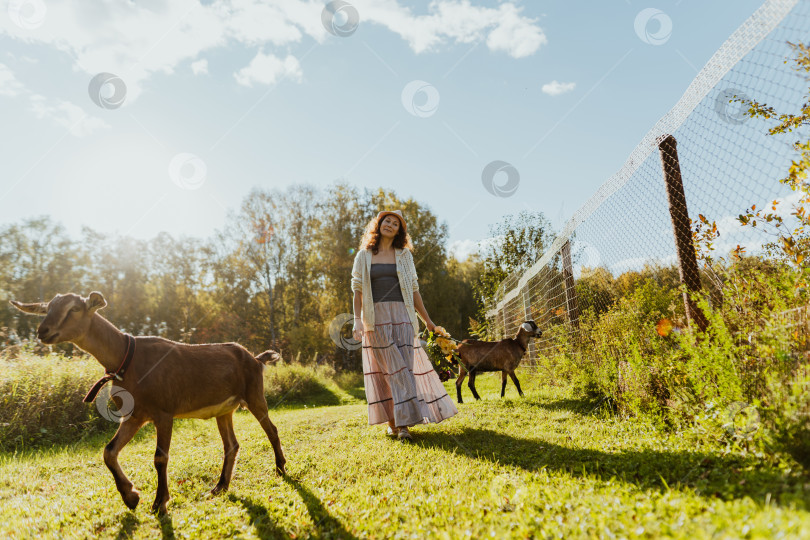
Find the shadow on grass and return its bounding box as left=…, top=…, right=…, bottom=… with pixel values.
left=333, top=372, right=367, bottom=402
left=232, top=480, right=358, bottom=540
left=0, top=422, right=154, bottom=459
left=266, top=380, right=345, bottom=409
left=231, top=494, right=290, bottom=540
left=158, top=513, right=175, bottom=540
left=114, top=512, right=139, bottom=540
left=415, top=427, right=803, bottom=507
left=339, top=384, right=367, bottom=402
left=283, top=477, right=359, bottom=540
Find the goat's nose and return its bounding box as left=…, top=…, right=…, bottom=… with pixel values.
left=37, top=326, right=50, bottom=338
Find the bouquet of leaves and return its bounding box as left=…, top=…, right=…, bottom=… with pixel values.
left=422, top=326, right=461, bottom=382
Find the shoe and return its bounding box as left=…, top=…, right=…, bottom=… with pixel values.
left=386, top=426, right=399, bottom=437
left=397, top=427, right=412, bottom=441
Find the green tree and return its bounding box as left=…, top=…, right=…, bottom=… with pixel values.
left=312, top=182, right=366, bottom=368
left=148, top=232, right=210, bottom=342
left=473, top=210, right=555, bottom=329
left=1, top=217, right=83, bottom=341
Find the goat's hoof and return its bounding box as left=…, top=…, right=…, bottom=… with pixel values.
left=151, top=500, right=169, bottom=515
left=210, top=483, right=229, bottom=495
left=275, top=462, right=287, bottom=476
left=122, top=489, right=140, bottom=510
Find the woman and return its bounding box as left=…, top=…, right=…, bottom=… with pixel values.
left=351, top=210, right=458, bottom=440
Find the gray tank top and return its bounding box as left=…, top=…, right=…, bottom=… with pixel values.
left=370, top=263, right=404, bottom=303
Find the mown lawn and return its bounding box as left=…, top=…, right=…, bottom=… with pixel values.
left=1, top=374, right=808, bottom=539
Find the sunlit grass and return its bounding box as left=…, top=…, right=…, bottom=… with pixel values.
left=1, top=373, right=808, bottom=538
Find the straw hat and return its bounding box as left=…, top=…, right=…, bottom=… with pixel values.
left=376, top=209, right=407, bottom=234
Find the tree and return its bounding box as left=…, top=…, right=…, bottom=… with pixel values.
left=473, top=211, right=555, bottom=326
left=312, top=182, right=366, bottom=368
left=1, top=217, right=83, bottom=340
left=217, top=187, right=288, bottom=347
left=363, top=188, right=450, bottom=330
left=148, top=232, right=209, bottom=342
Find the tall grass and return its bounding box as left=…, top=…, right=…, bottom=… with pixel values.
left=0, top=354, right=109, bottom=451
left=0, top=352, right=365, bottom=452
left=541, top=258, right=810, bottom=469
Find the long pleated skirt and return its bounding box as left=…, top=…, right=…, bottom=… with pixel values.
left=362, top=301, right=458, bottom=427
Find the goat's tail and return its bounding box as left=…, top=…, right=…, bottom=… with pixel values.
left=255, top=349, right=282, bottom=365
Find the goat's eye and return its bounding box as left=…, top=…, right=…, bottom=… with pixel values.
left=70, top=306, right=82, bottom=313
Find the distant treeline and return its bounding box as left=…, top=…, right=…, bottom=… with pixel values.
left=0, top=182, right=490, bottom=369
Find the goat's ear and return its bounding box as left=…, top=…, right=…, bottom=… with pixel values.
left=86, top=292, right=107, bottom=312
left=9, top=300, right=48, bottom=316
left=520, top=321, right=533, bottom=332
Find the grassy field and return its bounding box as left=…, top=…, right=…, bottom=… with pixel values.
left=1, top=373, right=809, bottom=539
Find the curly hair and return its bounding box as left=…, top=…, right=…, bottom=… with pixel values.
left=359, top=213, right=413, bottom=254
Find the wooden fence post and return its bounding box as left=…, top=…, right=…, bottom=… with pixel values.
left=658, top=134, right=709, bottom=332
left=561, top=240, right=580, bottom=329
left=522, top=286, right=535, bottom=363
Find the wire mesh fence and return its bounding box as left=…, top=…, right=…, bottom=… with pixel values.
left=485, top=0, right=810, bottom=400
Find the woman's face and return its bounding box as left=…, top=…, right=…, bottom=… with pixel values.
left=379, top=215, right=401, bottom=239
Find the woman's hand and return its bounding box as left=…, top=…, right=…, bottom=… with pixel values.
left=352, top=317, right=364, bottom=342
left=426, top=320, right=436, bottom=333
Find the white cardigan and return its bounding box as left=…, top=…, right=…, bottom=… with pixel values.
left=351, top=247, right=421, bottom=335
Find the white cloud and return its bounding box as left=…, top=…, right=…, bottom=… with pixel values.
left=222, top=0, right=313, bottom=46
left=355, top=0, right=546, bottom=57
left=234, top=51, right=302, bottom=87
left=0, top=63, right=107, bottom=136
left=28, top=95, right=109, bottom=137
left=0, top=63, right=24, bottom=97
left=541, top=80, right=576, bottom=96
left=191, top=58, right=209, bottom=75
left=0, top=1, right=545, bottom=103
left=0, top=0, right=228, bottom=102
left=484, top=2, right=546, bottom=58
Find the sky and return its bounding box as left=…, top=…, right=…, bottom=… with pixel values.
left=0, top=0, right=768, bottom=260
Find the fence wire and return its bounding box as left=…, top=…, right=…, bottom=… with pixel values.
left=486, top=0, right=809, bottom=391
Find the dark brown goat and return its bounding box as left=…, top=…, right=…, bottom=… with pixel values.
left=11, top=291, right=286, bottom=515
left=454, top=321, right=543, bottom=403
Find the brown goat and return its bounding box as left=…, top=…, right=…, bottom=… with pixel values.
left=11, top=292, right=286, bottom=515
left=454, top=321, right=543, bottom=403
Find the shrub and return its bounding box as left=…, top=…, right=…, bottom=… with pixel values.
left=262, top=361, right=361, bottom=408
left=761, top=366, right=810, bottom=469
left=563, top=277, right=683, bottom=415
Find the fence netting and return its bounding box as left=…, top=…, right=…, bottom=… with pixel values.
left=486, top=0, right=809, bottom=398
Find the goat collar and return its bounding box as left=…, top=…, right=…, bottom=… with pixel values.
left=82, top=333, right=136, bottom=403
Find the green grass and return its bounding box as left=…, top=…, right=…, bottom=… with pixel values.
left=0, top=354, right=365, bottom=451
left=1, top=373, right=809, bottom=539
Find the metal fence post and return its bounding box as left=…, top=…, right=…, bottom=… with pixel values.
left=561, top=240, right=580, bottom=329
left=658, top=134, right=709, bottom=332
